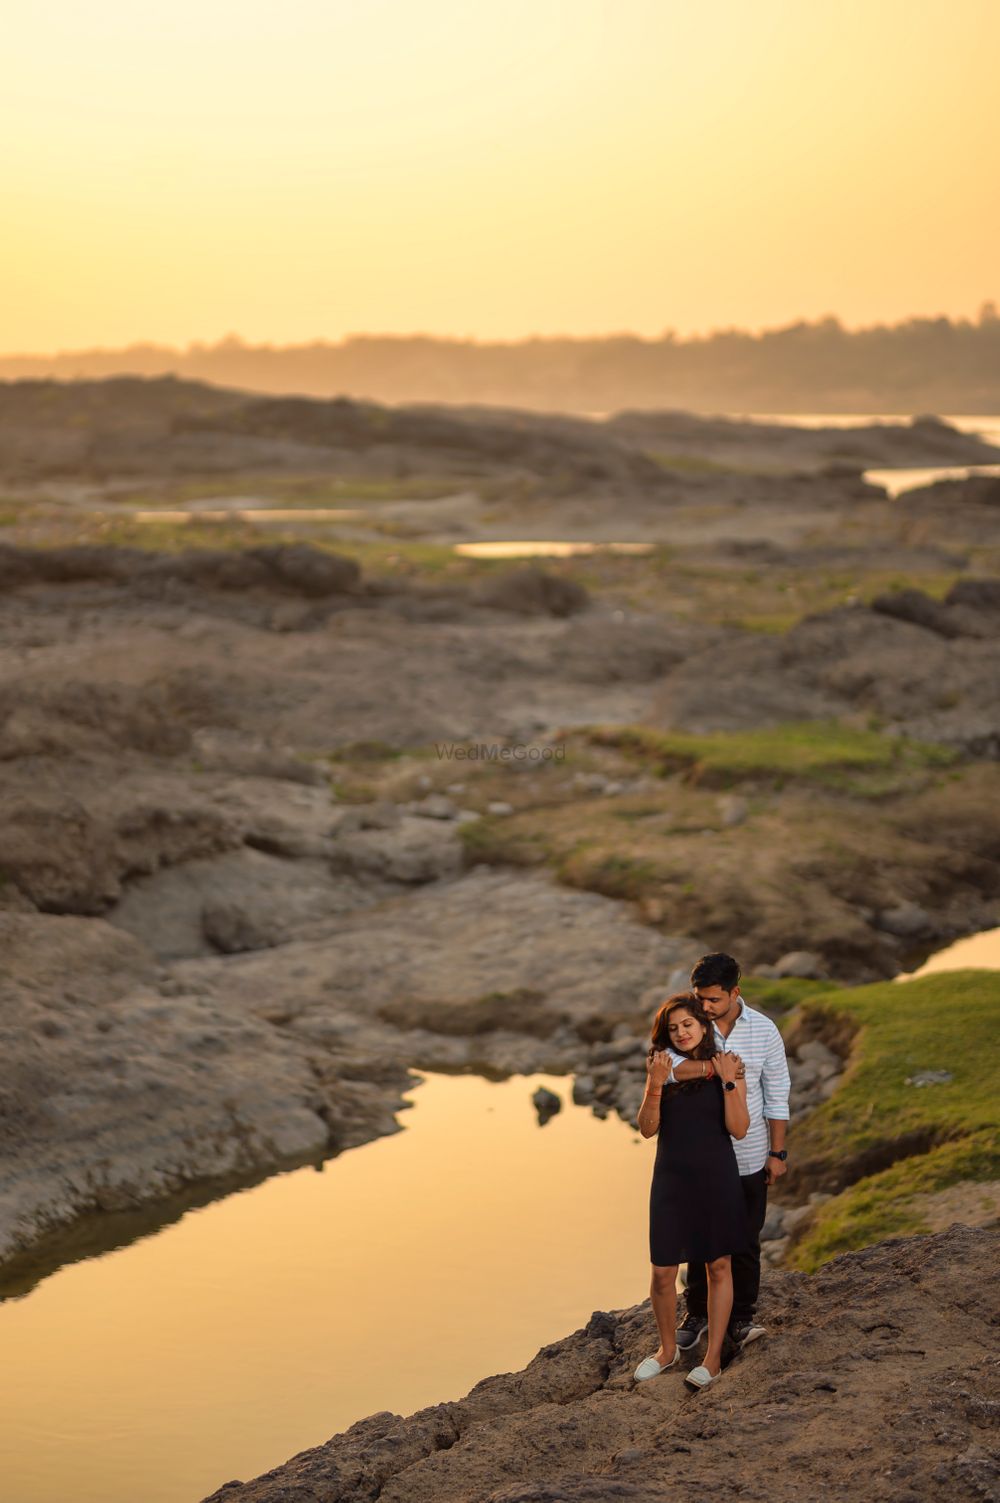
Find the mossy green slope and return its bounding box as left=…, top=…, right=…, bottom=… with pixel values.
left=786, top=968, right=1000, bottom=1269
left=589, top=721, right=956, bottom=790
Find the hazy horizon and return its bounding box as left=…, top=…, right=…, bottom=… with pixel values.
left=5, top=0, right=999, bottom=352
left=3, top=306, right=1000, bottom=362
left=3, top=311, right=999, bottom=415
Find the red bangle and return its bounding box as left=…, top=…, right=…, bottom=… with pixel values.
left=704, top=1064, right=714, bottom=1080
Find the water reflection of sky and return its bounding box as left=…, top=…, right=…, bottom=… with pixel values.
left=896, top=926, right=1000, bottom=981
left=864, top=463, right=1000, bottom=498
left=0, top=1071, right=652, bottom=1503
left=454, top=540, right=655, bottom=558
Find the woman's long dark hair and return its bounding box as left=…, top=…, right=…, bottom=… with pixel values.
left=648, top=992, right=716, bottom=1092
left=650, top=991, right=715, bottom=1057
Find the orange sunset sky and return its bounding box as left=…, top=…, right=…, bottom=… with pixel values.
left=4, top=0, right=998, bottom=351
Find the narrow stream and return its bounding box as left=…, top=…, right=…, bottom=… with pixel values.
left=0, top=1072, right=653, bottom=1503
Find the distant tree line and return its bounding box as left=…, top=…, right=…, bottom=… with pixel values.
left=2, top=308, right=999, bottom=414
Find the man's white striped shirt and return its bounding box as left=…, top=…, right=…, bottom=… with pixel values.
left=666, top=996, right=790, bottom=1175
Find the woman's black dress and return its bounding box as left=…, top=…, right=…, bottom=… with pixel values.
left=649, top=1078, right=749, bottom=1266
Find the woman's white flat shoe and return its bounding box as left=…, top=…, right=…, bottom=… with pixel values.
left=684, top=1364, right=721, bottom=1390
left=634, top=1350, right=680, bottom=1381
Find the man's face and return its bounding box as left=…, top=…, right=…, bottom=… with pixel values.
left=693, top=984, right=740, bottom=1021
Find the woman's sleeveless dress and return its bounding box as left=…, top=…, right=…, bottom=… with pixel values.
left=649, top=1077, right=750, bottom=1265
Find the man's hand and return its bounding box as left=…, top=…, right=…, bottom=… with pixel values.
left=764, top=1155, right=787, bottom=1186
left=713, top=1051, right=741, bottom=1084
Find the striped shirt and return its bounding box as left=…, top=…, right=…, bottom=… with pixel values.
left=666, top=995, right=790, bottom=1175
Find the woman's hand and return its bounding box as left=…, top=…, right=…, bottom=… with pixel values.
left=646, top=1046, right=672, bottom=1089
left=713, top=1050, right=742, bottom=1084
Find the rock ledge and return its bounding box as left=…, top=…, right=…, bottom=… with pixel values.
left=202, top=1223, right=999, bottom=1502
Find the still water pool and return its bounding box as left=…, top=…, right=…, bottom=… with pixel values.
left=0, top=1071, right=653, bottom=1503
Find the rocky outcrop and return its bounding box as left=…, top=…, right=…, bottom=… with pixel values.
left=200, top=1223, right=1000, bottom=1502
left=0, top=912, right=410, bottom=1276
left=0, top=541, right=362, bottom=596
left=473, top=568, right=589, bottom=618
left=655, top=589, right=1000, bottom=754
left=0, top=867, right=701, bottom=1278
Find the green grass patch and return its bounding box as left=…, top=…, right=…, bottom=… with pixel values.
left=86, top=521, right=491, bottom=581
left=790, top=969, right=999, bottom=1162
left=791, top=1132, right=997, bottom=1270
left=114, top=473, right=459, bottom=506
left=643, top=450, right=797, bottom=477
left=644, top=450, right=738, bottom=475
left=743, top=975, right=843, bottom=1018
left=588, top=721, right=957, bottom=790
left=97, top=517, right=263, bottom=552
left=327, top=741, right=405, bottom=764
left=786, top=969, right=1000, bottom=1267
left=728, top=612, right=801, bottom=634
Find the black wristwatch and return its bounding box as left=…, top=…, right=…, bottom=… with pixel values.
left=723, top=1081, right=736, bottom=1092
left=768, top=1149, right=788, bottom=1161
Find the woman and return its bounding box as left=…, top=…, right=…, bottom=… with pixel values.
left=634, top=991, right=750, bottom=1391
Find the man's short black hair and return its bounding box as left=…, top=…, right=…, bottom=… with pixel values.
left=690, top=952, right=741, bottom=991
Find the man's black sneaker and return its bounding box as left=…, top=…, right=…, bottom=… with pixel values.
left=729, top=1321, right=766, bottom=1348
left=675, top=1312, right=709, bottom=1352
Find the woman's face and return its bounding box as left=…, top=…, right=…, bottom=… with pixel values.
left=666, top=1008, right=705, bottom=1053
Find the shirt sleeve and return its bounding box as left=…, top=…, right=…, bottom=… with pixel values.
left=665, top=1046, right=686, bottom=1082
left=761, top=1026, right=791, bottom=1120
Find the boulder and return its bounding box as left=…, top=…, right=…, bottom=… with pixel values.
left=572, top=1074, right=596, bottom=1105
left=248, top=544, right=361, bottom=597
left=773, top=950, right=827, bottom=979
left=531, top=1086, right=561, bottom=1124
left=870, top=588, right=965, bottom=638
left=905, top=1068, right=954, bottom=1087
left=474, top=568, right=589, bottom=618
left=797, top=1039, right=841, bottom=1072
left=877, top=900, right=934, bottom=939
left=330, top=818, right=463, bottom=884
left=946, top=576, right=1000, bottom=611
left=201, top=901, right=280, bottom=955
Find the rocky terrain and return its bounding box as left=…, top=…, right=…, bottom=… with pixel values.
left=199, top=1223, right=1000, bottom=1502
left=1, top=382, right=998, bottom=1296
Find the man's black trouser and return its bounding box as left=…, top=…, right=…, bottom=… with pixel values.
left=684, top=1166, right=768, bottom=1326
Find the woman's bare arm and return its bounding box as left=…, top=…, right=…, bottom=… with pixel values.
left=637, top=1048, right=670, bottom=1137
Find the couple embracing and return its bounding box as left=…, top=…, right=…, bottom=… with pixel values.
left=634, top=952, right=791, bottom=1391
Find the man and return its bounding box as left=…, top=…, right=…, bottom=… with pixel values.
left=666, top=952, right=790, bottom=1355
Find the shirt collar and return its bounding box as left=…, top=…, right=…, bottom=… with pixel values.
left=713, top=995, right=746, bottom=1039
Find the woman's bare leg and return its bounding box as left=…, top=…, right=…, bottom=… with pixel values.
left=649, top=1264, right=679, bottom=1364
left=704, top=1256, right=733, bottom=1375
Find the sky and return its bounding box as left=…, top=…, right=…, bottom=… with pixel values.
left=4, top=0, right=998, bottom=351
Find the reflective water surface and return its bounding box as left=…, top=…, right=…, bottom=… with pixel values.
left=453, top=540, right=655, bottom=558
left=863, top=463, right=1000, bottom=498
left=0, top=1072, right=652, bottom=1503
left=897, top=925, right=1000, bottom=980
